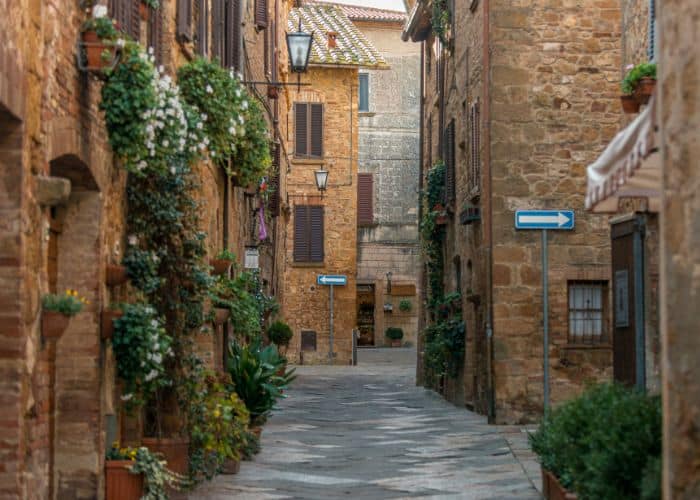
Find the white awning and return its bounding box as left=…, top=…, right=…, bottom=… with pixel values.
left=585, top=98, right=661, bottom=213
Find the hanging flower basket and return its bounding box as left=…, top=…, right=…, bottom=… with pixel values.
left=101, top=309, right=124, bottom=340
left=42, top=311, right=71, bottom=340
left=105, top=460, right=143, bottom=500
left=620, top=95, right=640, bottom=114
left=213, top=307, right=230, bottom=325
left=81, top=30, right=118, bottom=72
left=210, top=258, right=232, bottom=276
left=106, top=264, right=129, bottom=286
left=633, top=77, right=656, bottom=105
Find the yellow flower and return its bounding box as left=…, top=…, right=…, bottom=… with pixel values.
left=213, top=409, right=221, bottom=418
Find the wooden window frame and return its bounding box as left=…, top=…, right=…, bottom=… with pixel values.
left=294, top=102, right=324, bottom=159
left=255, top=0, right=268, bottom=30
left=294, top=205, right=324, bottom=263
left=358, top=73, right=370, bottom=112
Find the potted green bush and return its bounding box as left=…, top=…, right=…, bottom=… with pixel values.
left=41, top=289, right=86, bottom=339
left=81, top=6, right=120, bottom=71
left=621, top=62, right=657, bottom=112
left=267, top=320, right=293, bottom=356
left=210, top=249, right=236, bottom=276
left=398, top=299, right=412, bottom=313
left=385, top=327, right=404, bottom=347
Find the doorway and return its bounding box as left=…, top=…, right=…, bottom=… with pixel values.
left=357, top=284, right=375, bottom=346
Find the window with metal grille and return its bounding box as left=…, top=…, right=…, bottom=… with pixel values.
left=648, top=0, right=656, bottom=61
left=294, top=103, right=324, bottom=158
left=294, top=205, right=324, bottom=262
left=357, top=173, right=373, bottom=225
left=268, top=143, right=281, bottom=217
left=359, top=73, right=369, bottom=112
left=109, top=0, right=140, bottom=39
left=444, top=119, right=456, bottom=203
left=468, top=100, right=480, bottom=193
left=568, top=281, right=608, bottom=344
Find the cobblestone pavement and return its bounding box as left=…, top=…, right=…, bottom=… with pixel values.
left=191, top=348, right=542, bottom=500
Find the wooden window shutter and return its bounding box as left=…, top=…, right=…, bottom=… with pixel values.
left=268, top=143, right=281, bottom=217
left=148, top=6, right=163, bottom=63
left=223, top=0, right=239, bottom=69
left=295, top=103, right=308, bottom=157
left=177, top=0, right=193, bottom=41
left=357, top=173, right=374, bottom=226
left=445, top=119, right=455, bottom=202
left=109, top=0, right=135, bottom=37
left=255, top=0, right=268, bottom=29
left=469, top=101, right=481, bottom=192
left=212, top=0, right=224, bottom=62
left=294, top=205, right=309, bottom=262
left=309, top=206, right=324, bottom=262
left=129, top=0, right=140, bottom=39
left=196, top=0, right=209, bottom=57
left=310, top=103, right=324, bottom=158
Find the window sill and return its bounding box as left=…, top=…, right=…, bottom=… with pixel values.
left=291, top=158, right=326, bottom=166
left=290, top=262, right=325, bottom=268
left=561, top=343, right=612, bottom=350
left=359, top=112, right=375, bottom=117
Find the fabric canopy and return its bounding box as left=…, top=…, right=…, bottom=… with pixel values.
left=585, top=98, right=661, bottom=213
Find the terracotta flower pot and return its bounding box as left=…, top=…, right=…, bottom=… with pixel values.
left=542, top=468, right=578, bottom=500
left=82, top=30, right=116, bottom=70
left=42, top=311, right=71, bottom=340
left=139, top=2, right=150, bottom=21
left=101, top=310, right=124, bottom=340
left=267, top=85, right=279, bottom=99
left=105, top=460, right=143, bottom=500
left=222, top=457, right=241, bottom=474
left=634, top=77, right=656, bottom=104
left=620, top=95, right=640, bottom=114
left=142, top=437, right=190, bottom=476
left=213, top=307, right=230, bottom=325
left=210, top=258, right=232, bottom=276
left=106, top=264, right=129, bottom=286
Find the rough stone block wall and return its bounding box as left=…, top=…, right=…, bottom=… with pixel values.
left=282, top=67, right=358, bottom=365
left=659, top=1, right=700, bottom=496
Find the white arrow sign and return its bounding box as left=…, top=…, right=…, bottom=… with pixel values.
left=317, top=275, right=347, bottom=286
left=519, top=212, right=571, bottom=227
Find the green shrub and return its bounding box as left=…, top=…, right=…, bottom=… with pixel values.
left=640, top=455, right=661, bottom=500
left=385, top=327, right=404, bottom=340
left=621, top=62, right=656, bottom=95
left=267, top=321, right=293, bottom=347
left=529, top=383, right=661, bottom=500
left=398, top=299, right=412, bottom=312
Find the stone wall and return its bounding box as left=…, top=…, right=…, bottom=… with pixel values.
left=282, top=66, right=358, bottom=365
left=354, top=21, right=421, bottom=348
left=659, top=1, right=700, bottom=496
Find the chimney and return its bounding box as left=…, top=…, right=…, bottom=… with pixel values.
left=327, top=31, right=338, bottom=49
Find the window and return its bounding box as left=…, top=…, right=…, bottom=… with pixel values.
left=357, top=173, right=373, bottom=225
left=294, top=205, right=324, bottom=262
left=648, top=0, right=656, bottom=61
left=255, top=0, right=268, bottom=29
left=195, top=0, right=209, bottom=57
left=468, top=100, right=481, bottom=193
left=294, top=103, right=324, bottom=158
left=109, top=0, right=140, bottom=39
left=568, top=281, right=608, bottom=344
left=147, top=4, right=163, bottom=64
left=268, top=143, right=281, bottom=217
left=359, top=74, right=369, bottom=112
left=444, top=119, right=456, bottom=203
left=177, top=0, right=193, bottom=42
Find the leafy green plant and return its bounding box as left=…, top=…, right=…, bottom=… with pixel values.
left=232, top=97, right=272, bottom=187
left=187, top=370, right=249, bottom=481
left=209, top=273, right=261, bottom=340
left=130, top=446, right=188, bottom=499
left=42, top=290, right=86, bottom=316
left=112, top=303, right=174, bottom=409
left=215, top=248, right=237, bottom=261
left=267, top=321, right=293, bottom=348
left=398, top=299, right=412, bottom=312
left=640, top=455, right=661, bottom=500
left=142, top=0, right=159, bottom=8
left=621, top=62, right=657, bottom=95
left=122, top=246, right=162, bottom=294
left=106, top=441, right=138, bottom=461
left=431, top=0, right=451, bottom=46
left=423, top=318, right=465, bottom=385
left=529, top=383, right=661, bottom=499
left=227, top=340, right=295, bottom=426
left=82, top=15, right=120, bottom=40
left=385, top=327, right=404, bottom=340
left=420, top=162, right=447, bottom=312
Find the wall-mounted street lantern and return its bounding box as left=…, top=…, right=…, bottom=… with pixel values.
left=286, top=24, right=313, bottom=73
left=314, top=168, right=329, bottom=193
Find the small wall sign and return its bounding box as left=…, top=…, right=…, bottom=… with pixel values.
left=244, top=247, right=260, bottom=269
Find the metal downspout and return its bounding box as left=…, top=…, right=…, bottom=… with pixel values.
left=417, top=40, right=426, bottom=386
left=634, top=214, right=647, bottom=390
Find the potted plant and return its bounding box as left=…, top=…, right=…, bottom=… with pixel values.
left=398, top=299, right=412, bottom=313
left=105, top=443, right=143, bottom=500
left=106, top=264, right=129, bottom=286
left=385, top=327, right=404, bottom=347
left=267, top=320, right=293, bottom=357
left=621, top=62, right=657, bottom=111
left=101, top=304, right=124, bottom=340
left=210, top=248, right=236, bottom=276
left=41, top=289, right=86, bottom=339
left=128, top=446, right=187, bottom=498
left=81, top=6, right=120, bottom=71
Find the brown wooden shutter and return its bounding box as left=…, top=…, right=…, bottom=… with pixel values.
left=231, top=0, right=241, bottom=70
left=148, top=5, right=163, bottom=63
left=445, top=119, right=455, bottom=202
left=295, top=103, right=308, bottom=157
left=255, top=0, right=268, bottom=29
left=309, top=206, right=324, bottom=262
left=212, top=0, right=224, bottom=62
left=357, top=173, right=373, bottom=226
left=310, top=103, right=323, bottom=158
left=196, top=0, right=209, bottom=57
left=294, top=205, right=308, bottom=262
left=268, top=143, right=281, bottom=217
left=130, top=0, right=140, bottom=39
left=177, top=0, right=193, bottom=41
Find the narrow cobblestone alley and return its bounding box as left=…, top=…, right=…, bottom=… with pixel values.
left=192, top=349, right=541, bottom=499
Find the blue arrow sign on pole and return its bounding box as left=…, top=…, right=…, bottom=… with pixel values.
left=317, top=275, right=348, bottom=286
left=515, top=210, right=575, bottom=230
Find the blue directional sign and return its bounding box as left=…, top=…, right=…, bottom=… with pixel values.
left=515, top=210, right=575, bottom=230
left=317, top=275, right=348, bottom=286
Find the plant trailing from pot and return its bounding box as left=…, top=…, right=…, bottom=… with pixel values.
left=41, top=289, right=87, bottom=339
left=122, top=246, right=162, bottom=294
left=621, top=62, right=657, bottom=110
left=423, top=316, right=465, bottom=387
left=105, top=442, right=143, bottom=500
left=210, top=248, right=236, bottom=276
left=398, top=299, right=412, bottom=313
left=185, top=369, right=250, bottom=481
left=227, top=340, right=295, bottom=427
left=385, top=327, right=404, bottom=347
left=81, top=6, right=121, bottom=71
left=267, top=320, right=293, bottom=356
left=112, top=303, right=174, bottom=410
left=129, top=446, right=189, bottom=499
left=209, top=273, right=261, bottom=340
left=431, top=0, right=451, bottom=47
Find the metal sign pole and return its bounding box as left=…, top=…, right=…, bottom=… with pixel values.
left=329, top=284, right=334, bottom=365
left=542, top=229, right=549, bottom=416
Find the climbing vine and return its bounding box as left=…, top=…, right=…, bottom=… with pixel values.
left=431, top=0, right=451, bottom=47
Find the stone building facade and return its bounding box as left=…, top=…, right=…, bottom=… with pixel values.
left=0, top=0, right=291, bottom=497
left=404, top=0, right=617, bottom=423
left=282, top=3, right=387, bottom=365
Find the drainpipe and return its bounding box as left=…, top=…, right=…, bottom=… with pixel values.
left=417, top=40, right=426, bottom=386
left=482, top=0, right=495, bottom=423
